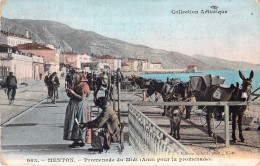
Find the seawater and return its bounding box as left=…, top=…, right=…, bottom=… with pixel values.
left=141, top=70, right=260, bottom=91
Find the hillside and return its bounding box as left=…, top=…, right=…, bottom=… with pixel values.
left=192, top=55, right=260, bottom=70
left=1, top=17, right=258, bottom=70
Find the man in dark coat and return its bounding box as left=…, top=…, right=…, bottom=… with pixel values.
left=5, top=72, right=17, bottom=101
left=80, top=97, right=120, bottom=152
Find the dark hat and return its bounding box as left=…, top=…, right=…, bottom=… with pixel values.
left=95, top=97, right=109, bottom=107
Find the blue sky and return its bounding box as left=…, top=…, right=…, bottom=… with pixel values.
left=2, top=0, right=260, bottom=64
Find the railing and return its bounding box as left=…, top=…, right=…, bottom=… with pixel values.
left=128, top=103, right=190, bottom=157
left=130, top=101, right=260, bottom=148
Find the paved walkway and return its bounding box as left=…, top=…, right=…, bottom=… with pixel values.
left=0, top=79, right=65, bottom=125
left=1, top=88, right=136, bottom=166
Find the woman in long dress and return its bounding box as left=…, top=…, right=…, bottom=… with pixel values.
left=63, top=72, right=90, bottom=148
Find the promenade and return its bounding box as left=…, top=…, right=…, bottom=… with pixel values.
left=1, top=81, right=136, bottom=166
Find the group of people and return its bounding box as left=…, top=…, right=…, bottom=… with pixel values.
left=63, top=70, right=120, bottom=152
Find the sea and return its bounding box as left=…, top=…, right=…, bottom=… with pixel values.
left=141, top=69, right=260, bottom=92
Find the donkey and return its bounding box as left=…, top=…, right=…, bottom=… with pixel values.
left=147, top=81, right=194, bottom=118
left=204, top=70, right=254, bottom=143
left=131, top=76, right=151, bottom=89
left=165, top=94, right=185, bottom=140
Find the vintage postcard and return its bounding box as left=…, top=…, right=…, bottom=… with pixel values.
left=0, top=0, right=259, bottom=166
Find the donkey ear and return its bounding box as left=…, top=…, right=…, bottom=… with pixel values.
left=236, top=82, right=240, bottom=88
left=239, top=70, right=245, bottom=80
left=249, top=70, right=254, bottom=80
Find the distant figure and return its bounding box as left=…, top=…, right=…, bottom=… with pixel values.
left=5, top=72, right=17, bottom=104
left=80, top=97, right=120, bottom=152
left=65, top=70, right=74, bottom=89
left=48, top=72, right=60, bottom=101
left=44, top=72, right=51, bottom=86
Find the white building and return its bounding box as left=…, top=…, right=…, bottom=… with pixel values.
left=0, top=30, right=32, bottom=47
left=77, top=52, right=92, bottom=69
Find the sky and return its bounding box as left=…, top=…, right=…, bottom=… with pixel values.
left=1, top=0, right=260, bottom=64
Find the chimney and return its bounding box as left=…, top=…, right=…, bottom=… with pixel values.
left=25, top=30, right=29, bottom=38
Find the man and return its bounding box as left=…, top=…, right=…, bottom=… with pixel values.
left=65, top=70, right=73, bottom=89
left=44, top=72, right=51, bottom=86
left=80, top=97, right=120, bottom=152
left=48, top=72, right=60, bottom=100
left=5, top=72, right=17, bottom=102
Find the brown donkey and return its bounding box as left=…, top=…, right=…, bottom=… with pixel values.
left=204, top=70, right=254, bottom=143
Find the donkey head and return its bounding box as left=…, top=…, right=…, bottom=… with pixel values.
left=146, top=81, right=155, bottom=97
left=239, top=70, right=254, bottom=101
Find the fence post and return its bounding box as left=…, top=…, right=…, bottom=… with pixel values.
left=118, top=81, right=121, bottom=123
left=224, top=105, right=230, bottom=148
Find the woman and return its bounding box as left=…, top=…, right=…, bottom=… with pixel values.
left=81, top=72, right=92, bottom=144
left=63, top=72, right=90, bottom=148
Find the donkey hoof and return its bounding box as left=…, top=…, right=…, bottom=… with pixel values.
left=177, top=137, right=181, bottom=140
left=232, top=139, right=237, bottom=143
left=240, top=139, right=245, bottom=143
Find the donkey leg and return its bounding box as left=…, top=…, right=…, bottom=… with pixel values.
left=170, top=120, right=173, bottom=136
left=173, top=128, right=177, bottom=139
left=238, top=114, right=245, bottom=143
left=162, top=106, right=166, bottom=116
left=232, top=113, right=237, bottom=143
left=206, top=108, right=214, bottom=137
left=185, top=107, right=191, bottom=119
left=177, top=123, right=181, bottom=140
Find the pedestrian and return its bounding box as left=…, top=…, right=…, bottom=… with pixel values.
left=5, top=72, right=17, bottom=104
left=63, top=72, right=90, bottom=148
left=65, top=70, right=75, bottom=89
left=47, top=72, right=60, bottom=101
left=44, top=72, right=51, bottom=86
left=79, top=97, right=120, bottom=152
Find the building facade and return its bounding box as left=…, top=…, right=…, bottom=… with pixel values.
left=0, top=30, right=32, bottom=47
left=126, top=58, right=138, bottom=72
left=187, top=65, right=197, bottom=73
left=16, top=43, right=60, bottom=74
left=98, top=55, right=121, bottom=71
left=121, top=62, right=130, bottom=72
left=149, top=62, right=162, bottom=70
left=0, top=45, right=44, bottom=83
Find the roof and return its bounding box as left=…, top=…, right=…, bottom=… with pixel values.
left=188, top=65, right=197, bottom=67
left=16, top=43, right=52, bottom=50
left=63, top=51, right=78, bottom=55
left=151, top=62, right=162, bottom=64
left=121, top=62, right=129, bottom=66
left=1, top=31, right=31, bottom=39
left=99, top=55, right=116, bottom=59
left=142, top=59, right=149, bottom=62
left=128, top=58, right=136, bottom=61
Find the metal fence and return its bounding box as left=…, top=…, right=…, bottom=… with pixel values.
left=128, top=103, right=190, bottom=157
left=130, top=101, right=260, bottom=148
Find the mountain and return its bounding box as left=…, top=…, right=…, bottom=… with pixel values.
left=1, top=17, right=258, bottom=70
left=192, top=55, right=260, bottom=70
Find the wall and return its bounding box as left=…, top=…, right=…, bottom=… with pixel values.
left=1, top=53, right=33, bottom=83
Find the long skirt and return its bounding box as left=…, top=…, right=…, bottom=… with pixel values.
left=83, top=98, right=91, bottom=143
left=63, top=99, right=86, bottom=141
